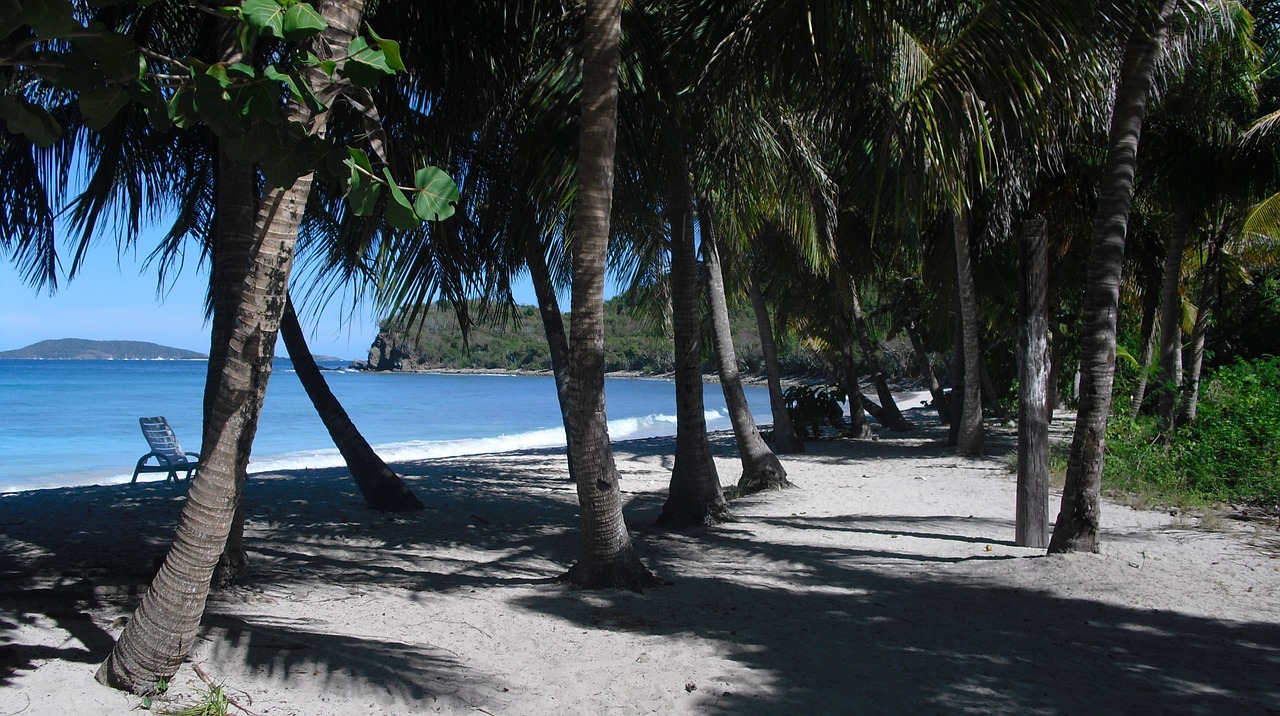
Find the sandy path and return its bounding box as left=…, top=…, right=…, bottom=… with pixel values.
left=2, top=417, right=1278, bottom=715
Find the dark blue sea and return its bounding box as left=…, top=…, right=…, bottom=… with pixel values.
left=0, top=359, right=772, bottom=492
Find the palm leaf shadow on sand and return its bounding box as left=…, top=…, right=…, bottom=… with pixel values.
left=3, top=414, right=1276, bottom=712
left=512, top=519, right=1280, bottom=715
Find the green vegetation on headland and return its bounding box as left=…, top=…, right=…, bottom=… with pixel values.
left=0, top=339, right=207, bottom=360
left=354, top=298, right=826, bottom=376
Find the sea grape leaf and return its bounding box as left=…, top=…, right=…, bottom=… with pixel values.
left=366, top=25, right=406, bottom=72
left=412, top=166, right=458, bottom=221
left=167, top=86, right=196, bottom=128
left=383, top=167, right=421, bottom=230
left=282, top=3, right=328, bottom=40
left=0, top=97, right=63, bottom=147
left=262, top=123, right=329, bottom=187
left=344, top=148, right=381, bottom=216
left=342, top=37, right=394, bottom=87
left=79, top=24, right=138, bottom=80
left=241, top=0, right=286, bottom=38
left=191, top=66, right=240, bottom=136
left=17, top=0, right=79, bottom=38
left=264, top=66, right=325, bottom=113
left=78, top=87, right=130, bottom=131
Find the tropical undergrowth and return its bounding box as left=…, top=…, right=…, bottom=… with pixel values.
left=1104, top=356, right=1280, bottom=509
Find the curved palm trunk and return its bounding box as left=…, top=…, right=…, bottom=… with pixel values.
left=98, top=3, right=365, bottom=690
left=952, top=211, right=985, bottom=454
left=527, top=238, right=571, bottom=419
left=850, top=277, right=912, bottom=432
left=657, top=159, right=728, bottom=527
left=281, top=295, right=423, bottom=511
left=1049, top=0, right=1176, bottom=554
left=526, top=236, right=579, bottom=478
left=700, top=211, right=790, bottom=495
left=1156, top=203, right=1190, bottom=425
left=747, top=273, right=804, bottom=452
left=1130, top=286, right=1159, bottom=416
left=1177, top=234, right=1221, bottom=425
left=562, top=0, right=655, bottom=588
left=210, top=124, right=258, bottom=588
left=906, top=322, right=951, bottom=424
left=843, top=350, right=872, bottom=439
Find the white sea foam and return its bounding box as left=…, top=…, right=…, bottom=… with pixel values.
left=243, top=409, right=729, bottom=474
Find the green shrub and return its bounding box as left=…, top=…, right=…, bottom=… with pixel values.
left=784, top=384, right=846, bottom=438
left=1105, top=356, right=1280, bottom=506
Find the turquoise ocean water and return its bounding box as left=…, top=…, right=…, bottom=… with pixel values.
left=0, top=359, right=771, bottom=493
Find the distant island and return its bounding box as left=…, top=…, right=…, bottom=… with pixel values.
left=0, top=339, right=208, bottom=360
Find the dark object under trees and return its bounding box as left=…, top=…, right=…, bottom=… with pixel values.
left=281, top=294, right=424, bottom=511
left=1017, top=218, right=1050, bottom=548
left=1049, top=0, right=1177, bottom=555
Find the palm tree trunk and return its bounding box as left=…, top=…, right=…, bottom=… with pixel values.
left=1177, top=234, right=1221, bottom=425
left=1049, top=0, right=1177, bottom=554
left=906, top=323, right=951, bottom=424
left=850, top=276, right=912, bottom=432
left=281, top=294, right=424, bottom=511
left=656, top=155, right=728, bottom=527
left=1130, top=286, right=1159, bottom=416
left=843, top=350, right=872, bottom=439
left=700, top=208, right=790, bottom=495
left=209, top=122, right=258, bottom=588
left=562, top=0, right=655, bottom=588
left=1157, top=203, right=1190, bottom=425
left=952, top=210, right=985, bottom=454
left=747, top=273, right=805, bottom=452
left=1017, top=217, right=1050, bottom=548
left=98, top=2, right=366, bottom=690
left=526, top=238, right=572, bottom=429
left=655, top=158, right=727, bottom=527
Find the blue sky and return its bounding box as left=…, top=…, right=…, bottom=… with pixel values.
left=2, top=231, right=544, bottom=360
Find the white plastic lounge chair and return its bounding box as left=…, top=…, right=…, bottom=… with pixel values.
left=132, top=416, right=200, bottom=483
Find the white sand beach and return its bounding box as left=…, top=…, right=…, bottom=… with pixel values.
left=2, top=412, right=1278, bottom=715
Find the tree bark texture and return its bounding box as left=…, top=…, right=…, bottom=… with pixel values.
left=1177, top=235, right=1221, bottom=426
left=281, top=295, right=423, bottom=511
left=747, top=273, right=804, bottom=452
left=98, top=2, right=366, bottom=690
left=1130, top=286, right=1159, bottom=417
left=906, top=323, right=951, bottom=424
left=843, top=352, right=872, bottom=439
left=210, top=140, right=257, bottom=588
left=1017, top=218, right=1050, bottom=548
left=1049, top=0, right=1176, bottom=554
left=850, top=277, right=912, bottom=432
left=952, top=211, right=985, bottom=454
left=656, top=159, right=729, bottom=527
left=562, top=0, right=656, bottom=587
left=701, top=212, right=790, bottom=495
left=1157, top=203, right=1190, bottom=425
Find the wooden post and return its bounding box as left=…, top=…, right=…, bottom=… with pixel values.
left=1017, top=218, right=1051, bottom=547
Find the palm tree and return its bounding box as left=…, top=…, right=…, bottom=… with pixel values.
left=97, top=0, right=372, bottom=690
left=700, top=206, right=792, bottom=494
left=746, top=270, right=806, bottom=452
left=561, top=0, right=657, bottom=587
left=280, top=294, right=425, bottom=511
left=654, top=143, right=730, bottom=527
left=1049, top=0, right=1180, bottom=554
